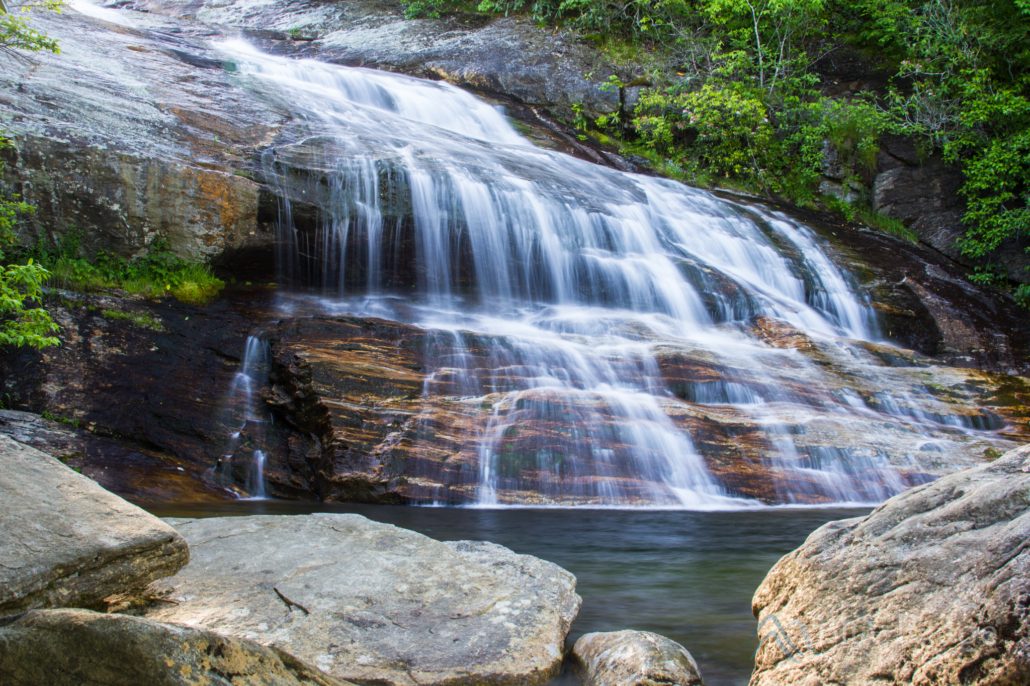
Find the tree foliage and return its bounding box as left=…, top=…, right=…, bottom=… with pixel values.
left=0, top=0, right=61, bottom=54
left=0, top=0, right=61, bottom=348
left=0, top=139, right=59, bottom=349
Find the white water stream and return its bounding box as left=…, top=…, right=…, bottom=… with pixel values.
left=198, top=40, right=1010, bottom=507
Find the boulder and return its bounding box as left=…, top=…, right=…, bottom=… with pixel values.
left=146, top=514, right=581, bottom=686
left=0, top=435, right=189, bottom=614
left=572, top=630, right=705, bottom=686
left=751, top=444, right=1030, bottom=685
left=872, top=143, right=966, bottom=263
left=0, top=608, right=352, bottom=686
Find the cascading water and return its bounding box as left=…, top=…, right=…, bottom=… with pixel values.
left=216, top=40, right=1011, bottom=507
left=221, top=334, right=272, bottom=499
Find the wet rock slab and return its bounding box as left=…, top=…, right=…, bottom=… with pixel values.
left=0, top=409, right=230, bottom=505
left=0, top=435, right=188, bottom=614
left=0, top=608, right=352, bottom=686
left=259, top=314, right=1026, bottom=506
left=751, top=444, right=1030, bottom=685
left=0, top=289, right=282, bottom=504
left=130, top=0, right=621, bottom=121
left=146, top=513, right=581, bottom=686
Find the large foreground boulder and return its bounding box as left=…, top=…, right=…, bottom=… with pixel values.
left=751, top=444, right=1030, bottom=685
left=572, top=630, right=705, bottom=686
left=146, top=514, right=581, bottom=686
left=0, top=608, right=352, bottom=686
left=0, top=435, right=188, bottom=614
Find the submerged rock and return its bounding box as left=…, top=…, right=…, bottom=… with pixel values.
left=0, top=608, right=352, bottom=686
left=146, top=513, right=581, bottom=686
left=751, top=444, right=1030, bottom=685
left=0, top=435, right=188, bottom=614
left=572, top=630, right=705, bottom=686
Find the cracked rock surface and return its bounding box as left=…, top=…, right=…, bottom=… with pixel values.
left=751, top=443, right=1030, bottom=685
left=0, top=608, right=353, bottom=686
left=145, top=513, right=581, bottom=686
left=0, top=435, right=188, bottom=614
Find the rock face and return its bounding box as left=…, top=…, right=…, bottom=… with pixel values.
left=1, top=0, right=619, bottom=269
left=0, top=409, right=230, bottom=503
left=0, top=289, right=282, bottom=504
left=1, top=2, right=1027, bottom=510
left=751, top=444, right=1030, bottom=686
left=872, top=137, right=965, bottom=258
left=870, top=137, right=1029, bottom=287
left=0, top=435, right=188, bottom=614
left=572, top=630, right=705, bottom=686
left=251, top=313, right=1026, bottom=506
left=128, top=0, right=621, bottom=121
left=0, top=6, right=282, bottom=263
left=795, top=201, right=1030, bottom=371
left=0, top=608, right=352, bottom=686
left=7, top=290, right=1023, bottom=508
left=145, top=514, right=581, bottom=686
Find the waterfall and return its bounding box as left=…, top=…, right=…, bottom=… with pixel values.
left=215, top=40, right=1005, bottom=507
left=221, top=334, right=272, bottom=499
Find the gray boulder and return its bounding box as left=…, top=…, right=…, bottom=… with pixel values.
left=146, top=513, right=581, bottom=686
left=751, top=444, right=1030, bottom=685
left=0, top=608, right=353, bottom=685
left=0, top=435, right=188, bottom=614
left=572, top=630, right=704, bottom=686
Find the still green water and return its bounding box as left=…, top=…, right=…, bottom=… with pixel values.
left=148, top=501, right=867, bottom=685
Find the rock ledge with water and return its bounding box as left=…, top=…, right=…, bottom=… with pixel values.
left=751, top=443, right=1030, bottom=685
left=572, top=629, right=705, bottom=686
left=145, top=513, right=581, bottom=686
left=0, top=434, right=188, bottom=614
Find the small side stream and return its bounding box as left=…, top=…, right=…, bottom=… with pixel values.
left=148, top=502, right=867, bottom=685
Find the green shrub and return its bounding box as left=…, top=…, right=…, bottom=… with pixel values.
left=824, top=98, right=887, bottom=174
left=33, top=235, right=224, bottom=305
left=635, top=82, right=776, bottom=186
left=0, top=136, right=59, bottom=349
